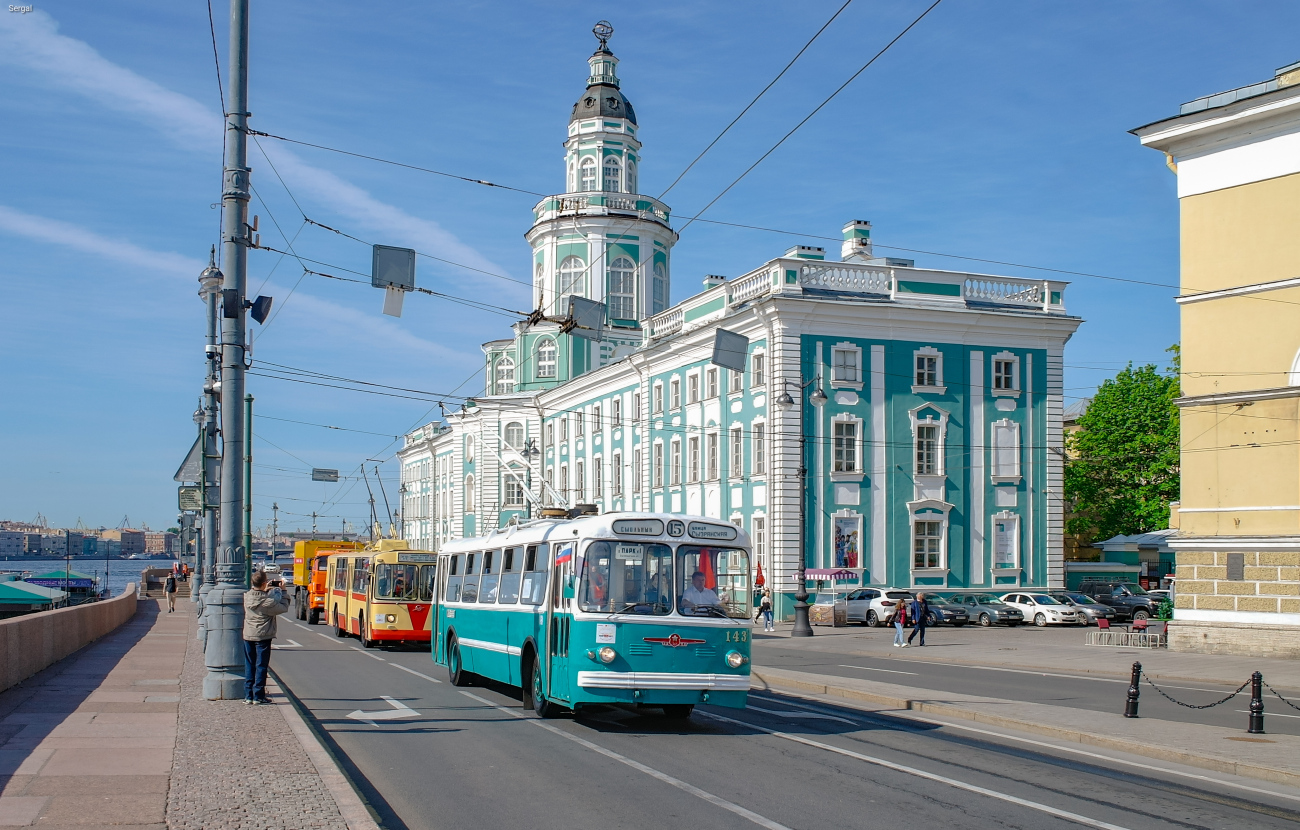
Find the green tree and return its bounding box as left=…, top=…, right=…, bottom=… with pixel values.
left=1064, top=347, right=1180, bottom=542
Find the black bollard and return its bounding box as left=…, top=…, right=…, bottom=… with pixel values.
left=1124, top=661, right=1142, bottom=718
left=1248, top=671, right=1265, bottom=734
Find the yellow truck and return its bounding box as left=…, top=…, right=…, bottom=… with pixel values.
left=291, top=539, right=364, bottom=624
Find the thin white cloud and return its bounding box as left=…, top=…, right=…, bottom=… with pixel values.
left=0, top=10, right=513, bottom=284
left=0, top=204, right=204, bottom=275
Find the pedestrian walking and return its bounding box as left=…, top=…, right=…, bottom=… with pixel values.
left=759, top=589, right=774, bottom=632
left=243, top=570, right=290, bottom=705
left=893, top=595, right=908, bottom=647
left=163, top=572, right=178, bottom=613
left=906, top=592, right=930, bottom=647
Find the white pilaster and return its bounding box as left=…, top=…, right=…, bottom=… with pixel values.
left=969, top=350, right=985, bottom=584
left=870, top=345, right=886, bottom=584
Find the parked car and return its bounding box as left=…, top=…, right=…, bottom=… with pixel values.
left=1049, top=592, right=1115, bottom=626
left=943, top=593, right=1024, bottom=626
left=999, top=593, right=1080, bottom=626
left=845, top=588, right=914, bottom=627
left=1076, top=581, right=1161, bottom=621
left=1146, top=589, right=1171, bottom=603
left=922, top=596, right=969, bottom=626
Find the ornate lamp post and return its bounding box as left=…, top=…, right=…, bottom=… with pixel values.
left=776, top=378, right=827, bottom=637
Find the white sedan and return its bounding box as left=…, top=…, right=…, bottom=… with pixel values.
left=998, top=593, right=1079, bottom=626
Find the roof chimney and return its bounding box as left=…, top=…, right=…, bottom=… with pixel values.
left=702, top=275, right=726, bottom=290
left=784, top=245, right=825, bottom=261
left=841, top=220, right=873, bottom=262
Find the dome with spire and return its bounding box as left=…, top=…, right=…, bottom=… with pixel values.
left=569, top=22, right=637, bottom=125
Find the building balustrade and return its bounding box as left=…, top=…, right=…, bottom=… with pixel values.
left=532, top=192, right=671, bottom=226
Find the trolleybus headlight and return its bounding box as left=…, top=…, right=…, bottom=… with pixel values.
left=725, top=650, right=748, bottom=669
left=598, top=646, right=617, bottom=664
left=386, top=614, right=397, bottom=623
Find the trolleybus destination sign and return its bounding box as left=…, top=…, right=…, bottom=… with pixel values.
left=610, top=518, right=663, bottom=536
left=687, top=521, right=739, bottom=541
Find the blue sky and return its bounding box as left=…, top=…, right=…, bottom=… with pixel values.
left=1, top=1, right=1296, bottom=534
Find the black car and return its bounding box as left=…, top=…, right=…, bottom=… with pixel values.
left=1076, top=581, right=1160, bottom=621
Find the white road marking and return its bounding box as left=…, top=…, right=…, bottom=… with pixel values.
left=745, top=704, right=857, bottom=725
left=460, top=691, right=791, bottom=830
left=294, top=622, right=312, bottom=631
left=316, top=633, right=335, bottom=641
left=391, top=663, right=442, bottom=684
left=748, top=691, right=1300, bottom=805
left=271, top=639, right=303, bottom=649
left=702, top=710, right=1135, bottom=830
left=1236, top=709, right=1300, bottom=720
left=346, top=696, right=419, bottom=726
left=838, top=665, right=917, bottom=675
left=349, top=646, right=385, bottom=661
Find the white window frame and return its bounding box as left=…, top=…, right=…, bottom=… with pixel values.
left=612, top=397, right=622, bottom=428
left=575, top=460, right=585, bottom=501
left=579, top=157, right=597, bottom=192
left=688, top=436, right=700, bottom=482
left=911, top=346, right=946, bottom=394
left=687, top=373, right=700, bottom=404
left=536, top=338, right=557, bottom=379
left=592, top=404, right=602, bottom=433
left=906, top=500, right=952, bottom=575
left=992, top=351, right=1021, bottom=398
left=652, top=261, right=668, bottom=315
left=465, top=435, right=475, bottom=463
left=830, top=341, right=863, bottom=390
left=504, top=467, right=525, bottom=507
left=990, top=418, right=1022, bottom=484
left=752, top=420, right=767, bottom=476
left=706, top=367, right=718, bottom=399
left=910, top=406, right=949, bottom=478
left=632, top=449, right=641, bottom=493
left=612, top=452, right=622, bottom=496
left=494, top=356, right=515, bottom=395
left=670, top=378, right=682, bottom=410
left=560, top=417, right=568, bottom=443
left=729, top=367, right=743, bottom=394
left=751, top=352, right=766, bottom=388
left=752, top=514, right=767, bottom=570
left=633, top=393, right=641, bottom=422
left=602, top=155, right=621, bottom=193
left=504, top=421, right=524, bottom=449
left=574, top=410, right=584, bottom=438
left=557, top=256, right=586, bottom=313
left=706, top=431, right=719, bottom=480
left=831, top=413, right=864, bottom=479
left=670, top=439, right=682, bottom=485
left=593, top=456, right=603, bottom=499
left=546, top=422, right=555, bottom=447
left=730, top=426, right=744, bottom=480
left=653, top=383, right=664, bottom=414
left=652, top=441, right=664, bottom=488
left=464, top=474, right=475, bottom=512
left=607, top=256, right=636, bottom=320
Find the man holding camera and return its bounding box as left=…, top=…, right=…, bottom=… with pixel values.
left=243, top=570, right=289, bottom=705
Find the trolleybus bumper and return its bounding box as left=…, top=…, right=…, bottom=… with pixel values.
left=576, top=671, right=750, bottom=691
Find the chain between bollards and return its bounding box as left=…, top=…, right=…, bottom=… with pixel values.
left=1124, top=661, right=1141, bottom=718
left=1248, top=671, right=1265, bottom=734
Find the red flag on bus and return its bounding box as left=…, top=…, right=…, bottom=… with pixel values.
left=699, top=548, right=717, bottom=590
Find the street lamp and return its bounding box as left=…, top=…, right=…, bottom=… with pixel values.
left=522, top=438, right=541, bottom=519
left=777, top=376, right=826, bottom=637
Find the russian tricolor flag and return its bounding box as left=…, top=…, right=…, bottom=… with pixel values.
left=555, top=546, right=573, bottom=564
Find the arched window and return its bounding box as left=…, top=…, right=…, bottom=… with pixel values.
left=627, top=160, right=637, bottom=194
left=464, top=474, right=475, bottom=512
left=557, top=256, right=585, bottom=312
left=504, top=421, right=525, bottom=449
left=580, top=157, right=597, bottom=192
left=465, top=436, right=474, bottom=463
left=652, top=261, right=668, bottom=314
left=495, top=357, right=515, bottom=395
left=602, top=156, right=621, bottom=192
left=607, top=256, right=635, bottom=320
left=536, top=338, right=557, bottom=378
left=567, top=159, right=577, bottom=192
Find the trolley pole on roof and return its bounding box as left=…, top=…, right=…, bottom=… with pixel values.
left=204, top=0, right=253, bottom=700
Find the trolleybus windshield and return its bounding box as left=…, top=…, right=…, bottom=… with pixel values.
left=679, top=546, right=751, bottom=619
left=578, top=541, right=673, bottom=615
left=374, top=563, right=435, bottom=601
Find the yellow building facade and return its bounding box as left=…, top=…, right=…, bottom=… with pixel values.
left=1135, top=61, right=1300, bottom=657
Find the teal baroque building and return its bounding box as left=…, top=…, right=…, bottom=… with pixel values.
left=398, top=31, right=1082, bottom=619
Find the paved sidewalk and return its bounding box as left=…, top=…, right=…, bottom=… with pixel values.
left=752, top=619, right=1300, bottom=688
left=0, top=596, right=372, bottom=829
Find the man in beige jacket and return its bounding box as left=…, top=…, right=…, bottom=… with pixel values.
left=243, top=570, right=289, bottom=704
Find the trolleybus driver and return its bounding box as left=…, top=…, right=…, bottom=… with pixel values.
left=682, top=571, right=722, bottom=613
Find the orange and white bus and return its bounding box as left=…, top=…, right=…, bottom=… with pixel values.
left=326, top=540, right=437, bottom=648
left=291, top=539, right=364, bottom=624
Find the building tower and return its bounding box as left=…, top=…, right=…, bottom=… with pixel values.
left=489, top=21, right=678, bottom=395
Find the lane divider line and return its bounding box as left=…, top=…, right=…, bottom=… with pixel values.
left=749, top=690, right=1300, bottom=805
left=459, top=691, right=791, bottom=830
left=699, top=710, right=1134, bottom=830
left=838, top=665, right=918, bottom=675
left=316, top=633, right=336, bottom=641
left=391, top=663, right=443, bottom=684
left=349, top=646, right=386, bottom=662
left=744, top=704, right=857, bottom=725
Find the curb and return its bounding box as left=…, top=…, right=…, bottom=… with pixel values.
left=268, top=671, right=382, bottom=830
left=750, top=668, right=1300, bottom=789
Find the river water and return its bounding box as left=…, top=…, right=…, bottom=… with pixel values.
left=0, top=558, right=169, bottom=598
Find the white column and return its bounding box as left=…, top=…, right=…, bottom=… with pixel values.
left=969, top=351, right=985, bottom=584
left=1044, top=349, right=1066, bottom=589
left=814, top=340, right=825, bottom=569
left=771, top=318, right=802, bottom=600
left=870, top=346, right=886, bottom=584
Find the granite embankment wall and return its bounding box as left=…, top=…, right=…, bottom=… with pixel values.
left=0, top=584, right=138, bottom=691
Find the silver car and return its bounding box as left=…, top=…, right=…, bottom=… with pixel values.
left=846, top=588, right=914, bottom=626
left=1050, top=592, right=1116, bottom=626
left=943, top=593, right=1025, bottom=626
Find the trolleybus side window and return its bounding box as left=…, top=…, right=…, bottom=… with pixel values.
left=350, top=559, right=369, bottom=595
left=332, top=561, right=348, bottom=592
left=499, top=547, right=522, bottom=604
left=462, top=553, right=480, bottom=603
left=375, top=562, right=419, bottom=600
left=480, top=551, right=499, bottom=604
left=520, top=545, right=547, bottom=606
left=445, top=554, right=463, bottom=602
left=578, top=541, right=673, bottom=615
left=419, top=564, right=436, bottom=602
left=679, top=546, right=751, bottom=619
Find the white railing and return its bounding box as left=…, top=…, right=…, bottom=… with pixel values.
left=646, top=307, right=684, bottom=340
left=728, top=269, right=774, bottom=306
left=532, top=193, right=672, bottom=226
left=799, top=263, right=892, bottom=295
left=605, top=197, right=637, bottom=211
left=963, top=278, right=1043, bottom=306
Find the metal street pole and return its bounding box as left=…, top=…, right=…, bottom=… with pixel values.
left=778, top=378, right=825, bottom=637
left=244, top=394, right=253, bottom=589
left=197, top=250, right=222, bottom=638
left=204, top=0, right=252, bottom=700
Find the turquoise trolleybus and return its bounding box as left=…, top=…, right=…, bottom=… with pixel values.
left=433, top=512, right=753, bottom=719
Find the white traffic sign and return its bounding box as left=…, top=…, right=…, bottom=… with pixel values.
left=346, top=696, right=419, bottom=726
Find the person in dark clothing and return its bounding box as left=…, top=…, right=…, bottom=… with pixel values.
left=243, top=570, right=289, bottom=704
left=906, top=593, right=930, bottom=646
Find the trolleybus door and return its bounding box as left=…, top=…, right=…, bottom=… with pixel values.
left=545, top=543, right=574, bottom=703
